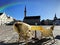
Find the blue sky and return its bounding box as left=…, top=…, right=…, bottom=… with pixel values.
left=0, top=0, right=60, bottom=20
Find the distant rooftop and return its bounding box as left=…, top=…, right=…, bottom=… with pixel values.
left=24, top=16, right=40, bottom=19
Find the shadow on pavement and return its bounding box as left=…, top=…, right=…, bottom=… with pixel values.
left=28, top=38, right=51, bottom=45
left=0, top=38, right=51, bottom=45
left=55, top=35, right=60, bottom=40
left=0, top=41, right=24, bottom=45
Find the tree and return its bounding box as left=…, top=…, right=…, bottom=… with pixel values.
left=41, top=20, right=45, bottom=25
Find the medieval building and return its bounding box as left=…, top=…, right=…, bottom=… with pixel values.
left=53, top=14, right=60, bottom=25
left=23, top=6, right=40, bottom=25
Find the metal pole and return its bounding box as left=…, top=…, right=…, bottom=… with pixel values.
left=35, top=30, right=37, bottom=38
left=35, top=23, right=37, bottom=38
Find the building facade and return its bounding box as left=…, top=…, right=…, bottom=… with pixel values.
left=53, top=14, right=60, bottom=25
left=23, top=6, right=40, bottom=25
left=44, top=19, right=53, bottom=25
left=23, top=16, right=40, bottom=25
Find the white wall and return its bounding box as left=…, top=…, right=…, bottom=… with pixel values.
left=0, top=13, right=14, bottom=25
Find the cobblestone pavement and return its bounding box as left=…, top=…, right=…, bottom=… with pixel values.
left=0, top=25, right=18, bottom=43
left=0, top=25, right=60, bottom=45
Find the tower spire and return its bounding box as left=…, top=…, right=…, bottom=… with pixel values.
left=24, top=6, right=26, bottom=17
left=54, top=13, right=57, bottom=21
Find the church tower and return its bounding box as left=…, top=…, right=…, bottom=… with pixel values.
left=54, top=13, right=57, bottom=21
left=24, top=6, right=26, bottom=17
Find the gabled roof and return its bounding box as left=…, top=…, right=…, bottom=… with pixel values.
left=0, top=13, right=3, bottom=16
left=24, top=16, right=40, bottom=19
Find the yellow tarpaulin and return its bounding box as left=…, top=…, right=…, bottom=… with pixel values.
left=30, top=26, right=45, bottom=30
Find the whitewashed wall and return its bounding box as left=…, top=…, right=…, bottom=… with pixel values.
left=0, top=13, right=14, bottom=25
